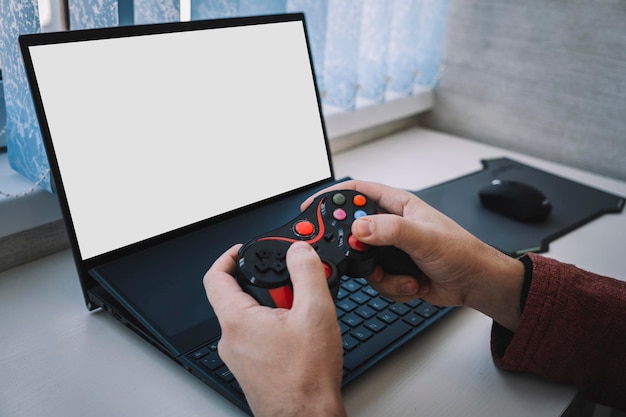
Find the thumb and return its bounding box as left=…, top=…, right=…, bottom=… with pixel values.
left=352, top=214, right=426, bottom=256
left=286, top=241, right=335, bottom=313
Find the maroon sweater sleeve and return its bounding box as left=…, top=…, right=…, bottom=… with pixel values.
left=491, top=253, right=626, bottom=410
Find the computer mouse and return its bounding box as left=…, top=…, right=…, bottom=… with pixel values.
left=478, top=179, right=552, bottom=222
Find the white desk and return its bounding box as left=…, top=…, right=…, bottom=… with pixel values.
left=1, top=127, right=625, bottom=417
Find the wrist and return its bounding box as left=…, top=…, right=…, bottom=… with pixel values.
left=464, top=248, right=526, bottom=332
left=252, top=397, right=347, bottom=417
left=248, top=382, right=347, bottom=417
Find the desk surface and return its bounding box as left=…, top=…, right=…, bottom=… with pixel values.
left=2, top=127, right=625, bottom=417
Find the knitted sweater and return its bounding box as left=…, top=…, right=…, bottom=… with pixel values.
left=491, top=253, right=626, bottom=410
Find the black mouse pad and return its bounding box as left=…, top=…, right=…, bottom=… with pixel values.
left=413, top=157, right=625, bottom=256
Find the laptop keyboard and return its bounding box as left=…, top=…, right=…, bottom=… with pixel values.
left=188, top=275, right=452, bottom=400
left=336, top=276, right=445, bottom=376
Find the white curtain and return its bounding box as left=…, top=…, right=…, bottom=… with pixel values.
left=190, top=0, right=448, bottom=111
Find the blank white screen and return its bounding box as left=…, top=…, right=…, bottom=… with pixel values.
left=28, top=20, right=331, bottom=260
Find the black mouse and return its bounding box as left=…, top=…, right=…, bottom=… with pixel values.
left=478, top=179, right=552, bottom=222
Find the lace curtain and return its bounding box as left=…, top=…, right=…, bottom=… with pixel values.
left=189, top=0, right=447, bottom=111
left=0, top=0, right=448, bottom=192
left=0, top=1, right=49, bottom=189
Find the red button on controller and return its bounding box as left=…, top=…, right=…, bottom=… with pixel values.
left=353, top=194, right=367, bottom=207
left=348, top=234, right=369, bottom=252
left=322, top=262, right=332, bottom=279
left=294, top=220, right=315, bottom=237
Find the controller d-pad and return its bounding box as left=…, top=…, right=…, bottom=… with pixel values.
left=257, top=248, right=284, bottom=258
left=255, top=248, right=287, bottom=274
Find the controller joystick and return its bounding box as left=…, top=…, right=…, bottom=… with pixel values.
left=236, top=190, right=423, bottom=308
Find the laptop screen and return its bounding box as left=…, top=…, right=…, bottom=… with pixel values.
left=23, top=16, right=332, bottom=261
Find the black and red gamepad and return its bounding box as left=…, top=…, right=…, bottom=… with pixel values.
left=236, top=190, right=424, bottom=308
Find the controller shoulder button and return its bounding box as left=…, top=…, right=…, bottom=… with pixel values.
left=348, top=234, right=369, bottom=252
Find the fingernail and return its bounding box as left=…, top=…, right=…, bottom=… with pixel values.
left=401, top=281, right=417, bottom=295
left=416, top=277, right=430, bottom=296
left=354, top=218, right=373, bottom=238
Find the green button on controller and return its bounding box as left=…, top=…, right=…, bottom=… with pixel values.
left=332, top=193, right=346, bottom=205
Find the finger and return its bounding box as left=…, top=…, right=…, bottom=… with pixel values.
left=285, top=242, right=335, bottom=316
left=366, top=265, right=431, bottom=302
left=300, top=180, right=411, bottom=214
left=203, top=244, right=256, bottom=316
left=352, top=214, right=434, bottom=298
left=299, top=179, right=355, bottom=211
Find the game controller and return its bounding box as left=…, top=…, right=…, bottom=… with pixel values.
left=236, top=190, right=424, bottom=308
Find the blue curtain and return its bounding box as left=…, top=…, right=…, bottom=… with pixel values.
left=68, top=0, right=118, bottom=29
left=68, top=0, right=180, bottom=29
left=134, top=0, right=179, bottom=25
left=0, top=0, right=51, bottom=191
left=0, top=71, right=6, bottom=148
left=0, top=0, right=448, bottom=193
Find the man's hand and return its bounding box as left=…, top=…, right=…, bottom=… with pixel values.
left=304, top=180, right=525, bottom=331
left=203, top=241, right=347, bottom=417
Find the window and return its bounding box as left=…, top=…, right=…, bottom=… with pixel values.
left=0, top=0, right=447, bottom=193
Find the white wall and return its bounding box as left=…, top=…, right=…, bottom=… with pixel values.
left=421, top=0, right=626, bottom=181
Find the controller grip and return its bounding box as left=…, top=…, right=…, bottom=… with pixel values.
left=373, top=246, right=424, bottom=281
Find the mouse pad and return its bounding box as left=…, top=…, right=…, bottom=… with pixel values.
left=413, top=157, right=625, bottom=256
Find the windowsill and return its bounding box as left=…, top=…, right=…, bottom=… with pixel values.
left=0, top=87, right=433, bottom=270
left=0, top=151, right=62, bottom=237
left=0, top=151, right=67, bottom=272
left=324, top=86, right=433, bottom=153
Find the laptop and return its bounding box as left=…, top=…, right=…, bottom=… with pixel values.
left=20, top=13, right=452, bottom=415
